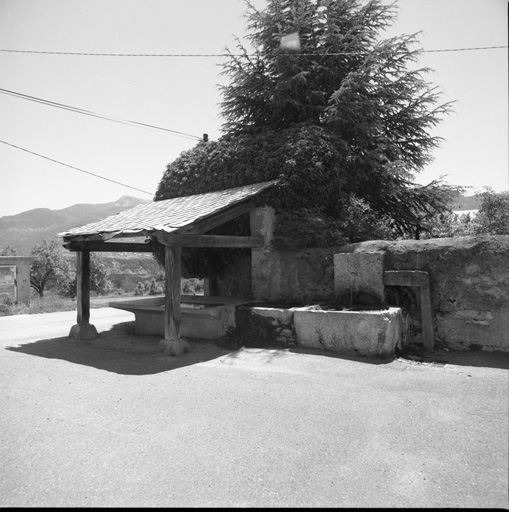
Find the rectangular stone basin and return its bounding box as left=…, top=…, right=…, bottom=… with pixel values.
left=108, top=295, right=249, bottom=339
left=293, top=307, right=403, bottom=357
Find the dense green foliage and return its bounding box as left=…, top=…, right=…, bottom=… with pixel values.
left=133, top=276, right=203, bottom=296
left=475, top=188, right=509, bottom=235
left=61, top=256, right=114, bottom=299
left=158, top=0, right=461, bottom=275
left=93, top=254, right=163, bottom=275
left=0, top=245, right=20, bottom=256
left=30, top=240, right=73, bottom=298
left=28, top=240, right=115, bottom=298
left=419, top=188, right=509, bottom=239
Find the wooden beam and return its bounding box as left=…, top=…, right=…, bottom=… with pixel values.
left=63, top=241, right=154, bottom=252
left=156, top=232, right=263, bottom=248
left=62, top=233, right=108, bottom=244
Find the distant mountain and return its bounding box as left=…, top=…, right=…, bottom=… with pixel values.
left=0, top=196, right=149, bottom=254
left=0, top=193, right=484, bottom=255
left=449, top=194, right=481, bottom=212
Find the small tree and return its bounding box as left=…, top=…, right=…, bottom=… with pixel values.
left=62, top=255, right=114, bottom=298
left=155, top=0, right=462, bottom=276
left=30, top=240, right=72, bottom=298
left=0, top=245, right=21, bottom=256
left=475, top=188, right=509, bottom=235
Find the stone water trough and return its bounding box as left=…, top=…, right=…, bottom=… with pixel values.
left=110, top=252, right=412, bottom=358
left=245, top=250, right=407, bottom=358
left=244, top=304, right=404, bottom=358
left=294, top=306, right=403, bottom=357
left=109, top=295, right=250, bottom=339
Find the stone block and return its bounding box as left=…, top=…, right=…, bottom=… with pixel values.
left=159, top=338, right=190, bottom=356
left=294, top=307, right=403, bottom=357
left=334, top=251, right=386, bottom=306
left=69, top=323, right=98, bottom=340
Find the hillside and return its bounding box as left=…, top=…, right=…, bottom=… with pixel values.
left=449, top=194, right=481, bottom=211
left=0, top=193, right=484, bottom=255
left=0, top=196, right=149, bottom=254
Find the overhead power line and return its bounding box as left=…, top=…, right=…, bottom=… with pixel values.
left=0, top=45, right=506, bottom=57
left=0, top=87, right=201, bottom=140
left=0, top=139, right=154, bottom=196
left=425, top=45, right=507, bottom=53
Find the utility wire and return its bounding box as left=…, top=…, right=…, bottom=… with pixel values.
left=0, top=139, right=154, bottom=196
left=0, top=87, right=201, bottom=140
left=425, top=45, right=507, bottom=53
left=0, top=45, right=506, bottom=57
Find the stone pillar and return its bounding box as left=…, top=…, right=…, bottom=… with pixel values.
left=69, top=250, right=98, bottom=340
left=333, top=251, right=386, bottom=307
left=250, top=206, right=276, bottom=300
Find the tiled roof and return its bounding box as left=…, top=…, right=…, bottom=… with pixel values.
left=58, top=180, right=278, bottom=240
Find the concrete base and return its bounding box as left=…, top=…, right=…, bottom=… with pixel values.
left=159, top=338, right=190, bottom=356
left=68, top=323, right=98, bottom=340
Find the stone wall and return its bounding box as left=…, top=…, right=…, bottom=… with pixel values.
left=251, top=247, right=337, bottom=302
left=336, top=236, right=509, bottom=352
left=223, top=207, right=508, bottom=352
left=250, top=206, right=337, bottom=302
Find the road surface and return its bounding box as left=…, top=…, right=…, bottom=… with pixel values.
left=0, top=308, right=508, bottom=507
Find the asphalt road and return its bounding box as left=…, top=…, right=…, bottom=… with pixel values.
left=1, top=308, right=508, bottom=507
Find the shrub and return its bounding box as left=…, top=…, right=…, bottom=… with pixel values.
left=475, top=188, right=509, bottom=235
left=0, top=298, right=29, bottom=316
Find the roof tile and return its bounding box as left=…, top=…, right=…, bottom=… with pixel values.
left=58, top=180, right=278, bottom=239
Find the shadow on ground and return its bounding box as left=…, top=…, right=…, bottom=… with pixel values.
left=7, top=320, right=508, bottom=375
left=6, top=321, right=234, bottom=376
left=216, top=335, right=394, bottom=366
left=396, top=344, right=509, bottom=370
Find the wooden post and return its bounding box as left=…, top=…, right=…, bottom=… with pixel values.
left=383, top=270, right=435, bottom=350
left=419, top=276, right=435, bottom=350
left=159, top=245, right=190, bottom=356
left=69, top=250, right=98, bottom=340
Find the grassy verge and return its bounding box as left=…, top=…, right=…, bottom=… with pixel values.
left=0, top=277, right=203, bottom=317
left=0, top=291, right=146, bottom=317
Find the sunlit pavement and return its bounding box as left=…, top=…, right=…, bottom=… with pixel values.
left=1, top=309, right=508, bottom=507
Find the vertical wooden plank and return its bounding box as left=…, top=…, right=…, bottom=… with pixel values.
left=420, top=276, right=435, bottom=350
left=160, top=244, right=189, bottom=355
left=76, top=250, right=91, bottom=326
left=164, top=245, right=181, bottom=340
left=69, top=249, right=97, bottom=339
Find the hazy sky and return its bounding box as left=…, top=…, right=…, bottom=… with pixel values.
left=0, top=0, right=507, bottom=218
